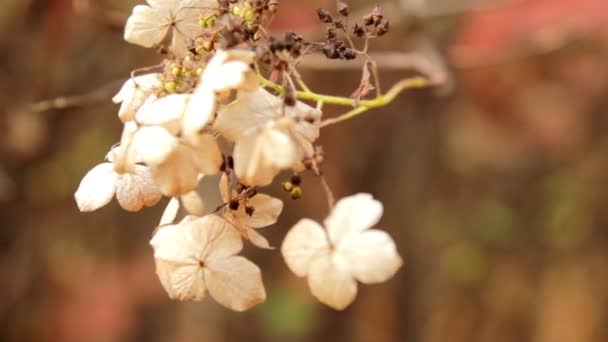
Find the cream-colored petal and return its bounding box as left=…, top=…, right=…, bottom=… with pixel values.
left=182, top=88, right=215, bottom=138
left=307, top=252, right=358, bottom=310
left=338, top=229, right=403, bottom=284
left=280, top=219, right=329, bottom=277
left=74, top=163, right=117, bottom=212
left=181, top=190, right=205, bottom=216
left=160, top=197, right=180, bottom=225
left=218, top=173, right=231, bottom=203
left=169, top=264, right=207, bottom=301
left=155, top=259, right=181, bottom=297
left=214, top=88, right=281, bottom=141
left=242, top=226, right=272, bottom=249
left=132, top=126, right=179, bottom=166
left=205, top=61, right=252, bottom=92
left=236, top=194, right=283, bottom=228
left=113, top=74, right=161, bottom=122
left=112, top=121, right=140, bottom=174
left=136, top=94, right=189, bottom=135
left=150, top=223, right=199, bottom=264
left=115, top=165, right=162, bottom=212
left=233, top=132, right=290, bottom=187
left=229, top=219, right=273, bottom=249
left=124, top=5, right=170, bottom=48
left=185, top=215, right=243, bottom=260
left=188, top=134, right=223, bottom=176
left=204, top=256, right=266, bottom=311
left=149, top=146, right=199, bottom=196
left=259, top=127, right=299, bottom=169
left=324, top=193, right=383, bottom=244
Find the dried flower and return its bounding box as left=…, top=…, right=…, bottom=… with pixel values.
left=124, top=0, right=217, bottom=55
left=151, top=214, right=266, bottom=311
left=281, top=193, right=403, bottom=310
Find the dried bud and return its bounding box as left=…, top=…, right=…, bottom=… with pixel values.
left=282, top=181, right=294, bottom=192
left=316, top=8, right=333, bottom=23
left=267, top=1, right=279, bottom=14
left=290, top=175, right=302, bottom=186
left=322, top=45, right=340, bottom=59
left=337, top=0, right=349, bottom=17
left=327, top=28, right=337, bottom=40
left=290, top=186, right=302, bottom=200
left=353, top=24, right=365, bottom=38
left=370, top=5, right=383, bottom=25
left=229, top=200, right=240, bottom=210
left=343, top=49, right=357, bottom=60
left=377, top=20, right=389, bottom=36
left=247, top=188, right=258, bottom=198
left=284, top=86, right=296, bottom=106
left=333, top=19, right=345, bottom=29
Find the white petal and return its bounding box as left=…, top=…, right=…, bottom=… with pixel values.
left=124, top=5, right=170, bottom=48
left=242, top=226, right=272, bottom=249
left=113, top=74, right=161, bottom=122
left=204, top=256, right=266, bottom=311
left=307, top=252, right=358, bottom=310
left=236, top=194, right=283, bottom=228
left=187, top=134, right=223, bottom=176
left=155, top=259, right=182, bottom=298
left=324, top=193, right=383, bottom=244
left=74, top=163, right=117, bottom=212
left=169, top=264, right=207, bottom=301
left=160, top=197, right=180, bottom=225
left=187, top=215, right=243, bottom=260
left=112, top=121, right=141, bottom=173
left=280, top=219, right=329, bottom=277
left=214, top=88, right=281, bottom=141
left=230, top=219, right=273, bottom=249
left=115, top=165, right=162, bottom=212
left=233, top=131, right=295, bottom=187
left=149, top=146, right=200, bottom=196
left=150, top=222, right=199, bottom=265
left=136, top=94, right=189, bottom=135
left=182, top=88, right=215, bottom=138
left=132, top=126, right=179, bottom=166
left=218, top=173, right=231, bottom=203
left=181, top=191, right=205, bottom=216
left=259, top=127, right=299, bottom=169
left=338, top=230, right=403, bottom=284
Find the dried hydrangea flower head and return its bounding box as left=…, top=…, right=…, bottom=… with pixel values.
left=281, top=193, right=403, bottom=310
left=75, top=0, right=429, bottom=311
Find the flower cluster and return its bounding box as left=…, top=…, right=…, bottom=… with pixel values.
left=75, top=0, right=409, bottom=311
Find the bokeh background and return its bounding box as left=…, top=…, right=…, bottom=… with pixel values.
left=2, top=0, right=608, bottom=341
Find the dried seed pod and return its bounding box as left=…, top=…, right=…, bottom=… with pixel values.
left=229, top=200, right=240, bottom=210
left=337, top=0, right=349, bottom=17
left=316, top=8, right=333, bottom=23
left=290, top=175, right=302, bottom=186
left=353, top=24, right=365, bottom=38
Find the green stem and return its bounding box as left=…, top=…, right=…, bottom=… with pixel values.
left=258, top=74, right=431, bottom=127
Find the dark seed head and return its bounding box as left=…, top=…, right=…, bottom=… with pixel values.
left=229, top=200, right=240, bottom=211
left=337, top=1, right=349, bottom=17
left=316, top=8, right=333, bottom=23
left=290, top=175, right=302, bottom=186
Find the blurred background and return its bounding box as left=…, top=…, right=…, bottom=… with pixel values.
left=2, top=0, right=608, bottom=341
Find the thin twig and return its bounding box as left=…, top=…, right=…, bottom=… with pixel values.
left=25, top=79, right=124, bottom=114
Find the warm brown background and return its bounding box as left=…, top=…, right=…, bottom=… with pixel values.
left=2, top=0, right=608, bottom=341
